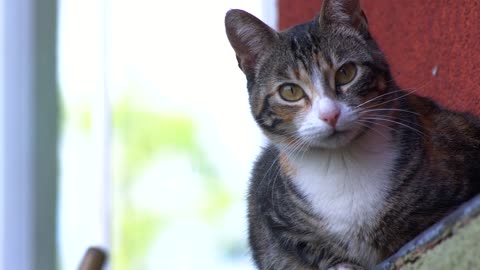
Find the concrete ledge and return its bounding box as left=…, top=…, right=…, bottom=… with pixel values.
left=375, top=195, right=480, bottom=270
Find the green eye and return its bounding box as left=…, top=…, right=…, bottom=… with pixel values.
left=278, top=84, right=305, bottom=102
left=335, top=63, right=357, bottom=86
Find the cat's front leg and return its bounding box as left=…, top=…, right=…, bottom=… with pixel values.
left=327, top=263, right=366, bottom=270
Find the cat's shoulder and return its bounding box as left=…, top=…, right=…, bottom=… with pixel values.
left=249, top=145, right=279, bottom=191
left=252, top=145, right=279, bottom=173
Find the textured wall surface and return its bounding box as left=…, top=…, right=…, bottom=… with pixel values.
left=278, top=0, right=480, bottom=115
left=277, top=2, right=480, bottom=268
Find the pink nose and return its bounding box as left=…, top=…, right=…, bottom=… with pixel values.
left=320, top=110, right=340, bottom=127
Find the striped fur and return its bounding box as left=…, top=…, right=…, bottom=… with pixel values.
left=225, top=0, right=480, bottom=269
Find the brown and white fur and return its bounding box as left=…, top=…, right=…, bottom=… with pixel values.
left=225, top=0, right=480, bottom=269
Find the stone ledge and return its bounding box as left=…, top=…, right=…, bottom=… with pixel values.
left=375, top=194, right=480, bottom=270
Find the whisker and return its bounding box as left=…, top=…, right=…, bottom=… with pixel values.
left=299, top=141, right=310, bottom=160
left=359, top=108, right=420, bottom=116
left=362, top=116, right=426, bottom=137
left=269, top=136, right=309, bottom=210
left=363, top=114, right=423, bottom=128
left=354, top=89, right=405, bottom=109
left=267, top=136, right=301, bottom=204
left=357, top=119, right=397, bottom=133
left=360, top=89, right=418, bottom=111
left=400, top=78, right=435, bottom=93
left=354, top=121, right=389, bottom=140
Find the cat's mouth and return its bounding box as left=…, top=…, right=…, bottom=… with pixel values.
left=328, top=128, right=357, bottom=141
left=295, top=119, right=367, bottom=150
left=304, top=127, right=360, bottom=149
left=329, top=128, right=347, bottom=136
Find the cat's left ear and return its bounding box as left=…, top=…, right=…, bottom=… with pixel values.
left=319, top=0, right=368, bottom=33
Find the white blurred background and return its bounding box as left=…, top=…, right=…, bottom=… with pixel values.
left=57, top=0, right=276, bottom=269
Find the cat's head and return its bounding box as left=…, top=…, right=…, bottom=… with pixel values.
left=225, top=0, right=392, bottom=150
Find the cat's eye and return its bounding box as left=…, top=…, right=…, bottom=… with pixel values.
left=335, top=63, right=357, bottom=86
left=278, top=84, right=305, bottom=102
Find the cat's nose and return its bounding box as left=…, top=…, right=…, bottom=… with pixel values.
left=320, top=109, right=340, bottom=127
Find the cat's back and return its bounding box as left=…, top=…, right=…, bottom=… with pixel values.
left=408, top=94, right=480, bottom=186
left=374, top=94, right=480, bottom=253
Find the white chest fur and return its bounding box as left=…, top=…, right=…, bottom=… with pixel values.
left=287, top=131, right=397, bottom=264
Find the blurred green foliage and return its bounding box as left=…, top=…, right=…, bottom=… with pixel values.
left=111, top=97, right=234, bottom=270
left=113, top=99, right=199, bottom=181
left=62, top=95, right=242, bottom=270
left=114, top=207, right=166, bottom=270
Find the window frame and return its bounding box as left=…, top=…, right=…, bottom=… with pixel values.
left=0, top=0, right=58, bottom=269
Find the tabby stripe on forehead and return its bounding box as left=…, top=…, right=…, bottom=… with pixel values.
left=291, top=37, right=311, bottom=73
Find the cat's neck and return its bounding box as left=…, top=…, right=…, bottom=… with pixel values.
left=277, top=124, right=397, bottom=251
left=273, top=124, right=398, bottom=265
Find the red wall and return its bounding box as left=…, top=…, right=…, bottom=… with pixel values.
left=278, top=0, right=480, bottom=114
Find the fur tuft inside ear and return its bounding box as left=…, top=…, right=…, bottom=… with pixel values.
left=225, top=9, right=278, bottom=75
left=320, top=0, right=368, bottom=32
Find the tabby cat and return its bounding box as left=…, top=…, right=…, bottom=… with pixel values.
left=224, top=0, right=480, bottom=269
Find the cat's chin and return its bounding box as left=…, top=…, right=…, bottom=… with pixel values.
left=302, top=123, right=372, bottom=150
left=270, top=128, right=363, bottom=152
left=307, top=130, right=358, bottom=149
left=272, top=129, right=361, bottom=152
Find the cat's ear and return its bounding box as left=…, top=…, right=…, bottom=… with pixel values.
left=319, top=0, right=368, bottom=33
left=225, top=9, right=278, bottom=75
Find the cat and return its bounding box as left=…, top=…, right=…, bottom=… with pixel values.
left=224, top=0, right=480, bottom=269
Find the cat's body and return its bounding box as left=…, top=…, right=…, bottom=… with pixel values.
left=225, top=1, right=480, bottom=269
left=249, top=96, right=480, bottom=269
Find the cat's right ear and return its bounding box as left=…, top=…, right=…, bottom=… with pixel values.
left=225, top=9, right=278, bottom=76
left=319, top=0, right=368, bottom=33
